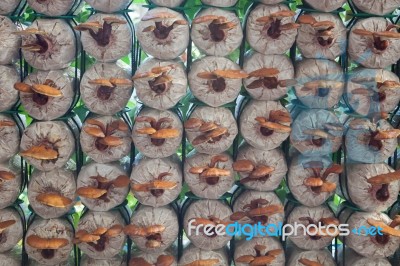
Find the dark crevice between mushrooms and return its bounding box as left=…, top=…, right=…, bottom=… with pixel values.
left=88, top=234, right=107, bottom=252
left=34, top=34, right=51, bottom=54
left=373, top=36, right=389, bottom=51
left=154, top=22, right=173, bottom=40
left=317, top=36, right=334, bottom=47
left=265, top=20, right=282, bottom=39
left=375, top=184, right=390, bottom=202
left=209, top=22, right=226, bottom=42
left=368, top=131, right=383, bottom=151
left=209, top=77, right=226, bottom=92
left=41, top=249, right=55, bottom=259
left=89, top=22, right=113, bottom=47
left=97, top=86, right=114, bottom=101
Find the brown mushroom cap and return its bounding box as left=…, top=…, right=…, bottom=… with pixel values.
left=179, top=244, right=228, bottom=266
left=0, top=208, right=23, bottom=253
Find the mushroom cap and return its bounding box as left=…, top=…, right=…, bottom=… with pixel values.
left=134, top=58, right=187, bottom=110
left=179, top=244, right=228, bottom=266
left=287, top=205, right=336, bottom=250
left=345, top=163, right=399, bottom=212
left=84, top=0, right=131, bottom=13
left=77, top=162, right=129, bottom=211
left=352, top=0, right=400, bottom=16
left=28, top=169, right=76, bottom=219
left=286, top=246, right=336, bottom=266
left=80, top=116, right=131, bottom=163
left=0, top=114, right=20, bottom=162
left=183, top=199, right=232, bottom=250
left=236, top=144, right=287, bottom=191
left=303, top=0, right=346, bottom=12
left=346, top=68, right=400, bottom=116
left=21, top=19, right=77, bottom=71
left=81, top=14, right=132, bottom=62
left=25, top=218, right=74, bottom=265
left=0, top=159, right=21, bottom=209
left=240, top=100, right=291, bottom=150
left=149, top=0, right=185, bottom=7
left=20, top=121, right=75, bottom=171
left=294, top=59, right=344, bottom=109
left=0, top=208, right=24, bottom=253
left=192, top=7, right=243, bottom=56
left=349, top=18, right=400, bottom=69
left=184, top=151, right=234, bottom=199
left=345, top=119, right=397, bottom=163
left=246, top=4, right=297, bottom=55
left=296, top=13, right=346, bottom=60
left=77, top=211, right=127, bottom=259
left=0, top=65, right=19, bottom=112
left=339, top=210, right=400, bottom=258
left=0, top=16, right=20, bottom=64
left=189, top=56, right=242, bottom=107
left=136, top=7, right=189, bottom=60
left=80, top=62, right=132, bottom=115
left=20, top=69, right=75, bottom=121
left=131, top=155, right=182, bottom=207
left=128, top=205, right=179, bottom=253
left=27, top=0, right=78, bottom=16
left=132, top=108, right=183, bottom=158
left=186, top=106, right=237, bottom=155
left=288, top=154, right=339, bottom=207
left=290, top=109, right=343, bottom=156
left=243, top=52, right=294, bottom=101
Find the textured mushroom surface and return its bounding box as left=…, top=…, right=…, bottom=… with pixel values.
left=191, top=8, right=243, bottom=56
left=130, top=250, right=177, bottom=266
left=126, top=205, right=179, bottom=253
left=246, top=4, right=297, bottom=55
left=184, top=152, right=234, bottom=199
left=185, top=106, right=237, bottom=154
left=286, top=247, right=336, bottom=266
left=81, top=254, right=126, bottom=266
left=25, top=218, right=74, bottom=265
left=345, top=163, right=399, bottom=212
left=0, top=65, right=19, bottom=112
left=288, top=154, right=339, bottom=207
left=346, top=68, right=400, bottom=116
left=84, top=0, right=131, bottom=13
left=234, top=237, right=285, bottom=266
left=20, top=19, right=77, bottom=70
left=287, top=205, right=336, bottom=250
left=348, top=18, right=400, bottom=69
left=183, top=199, right=232, bottom=250
left=132, top=108, right=182, bottom=158
left=0, top=114, right=20, bottom=162
left=77, top=162, right=130, bottom=211
left=297, top=13, right=346, bottom=60
left=290, top=109, right=343, bottom=156
left=150, top=0, right=184, bottom=7
left=243, top=52, right=294, bottom=101
left=131, top=155, right=182, bottom=207
left=0, top=160, right=21, bottom=209
left=134, top=58, right=187, bottom=110
left=294, top=59, right=344, bottom=108
left=179, top=244, right=228, bottom=266
left=76, top=211, right=126, bottom=259
left=0, top=208, right=23, bottom=252
left=189, top=56, right=243, bottom=107
left=352, top=0, right=400, bottom=16
left=28, top=169, right=76, bottom=219
left=0, top=16, right=20, bottom=64
left=27, top=0, right=77, bottom=16
left=235, top=144, right=287, bottom=191
left=345, top=119, right=397, bottom=163
left=232, top=190, right=284, bottom=230
left=0, top=0, right=20, bottom=15
left=79, top=14, right=132, bottom=62
left=20, top=121, right=75, bottom=171
left=201, top=0, right=238, bottom=7
left=339, top=247, right=392, bottom=266
left=136, top=7, right=189, bottom=60
left=80, top=116, right=131, bottom=163
left=19, top=69, right=75, bottom=121
left=240, top=100, right=291, bottom=150
left=81, top=62, right=132, bottom=115
left=303, top=0, right=346, bottom=12
left=339, top=210, right=400, bottom=258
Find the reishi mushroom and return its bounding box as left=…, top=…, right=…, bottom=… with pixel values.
left=178, top=244, right=228, bottom=266
left=0, top=116, right=20, bottom=163
left=84, top=0, right=131, bottom=13
left=0, top=160, right=21, bottom=209
left=188, top=56, right=247, bottom=107
left=246, top=5, right=299, bottom=55
left=28, top=169, right=76, bottom=219
left=303, top=0, right=346, bottom=12
left=0, top=65, right=19, bottom=112
left=352, top=0, right=400, bottom=16
left=234, top=238, right=285, bottom=266
left=132, top=108, right=183, bottom=158
left=0, top=16, right=20, bottom=65
left=77, top=162, right=130, bottom=211
left=184, top=152, right=234, bottom=199
left=0, top=207, right=24, bottom=253
left=191, top=8, right=243, bottom=56
left=130, top=155, right=182, bottom=207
